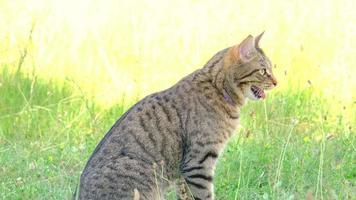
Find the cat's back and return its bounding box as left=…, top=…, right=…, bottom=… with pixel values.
left=79, top=78, right=195, bottom=199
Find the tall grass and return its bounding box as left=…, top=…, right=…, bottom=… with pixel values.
left=0, top=0, right=355, bottom=199
left=0, top=67, right=130, bottom=199
left=215, top=90, right=355, bottom=199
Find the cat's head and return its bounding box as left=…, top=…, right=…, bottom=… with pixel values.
left=224, top=32, right=277, bottom=101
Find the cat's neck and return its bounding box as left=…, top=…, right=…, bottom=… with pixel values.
left=187, top=69, right=241, bottom=121
left=200, top=57, right=246, bottom=107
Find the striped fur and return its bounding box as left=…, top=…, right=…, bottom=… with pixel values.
left=78, top=33, right=277, bottom=200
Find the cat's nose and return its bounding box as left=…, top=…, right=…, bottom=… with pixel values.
left=272, top=80, right=277, bottom=86
left=271, top=75, right=277, bottom=86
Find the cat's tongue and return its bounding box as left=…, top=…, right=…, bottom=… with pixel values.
left=259, top=89, right=266, bottom=99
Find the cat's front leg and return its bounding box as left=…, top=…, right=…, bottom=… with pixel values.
left=181, top=166, right=214, bottom=200
left=180, top=151, right=217, bottom=200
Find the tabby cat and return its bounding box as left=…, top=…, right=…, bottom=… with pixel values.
left=77, top=32, right=277, bottom=200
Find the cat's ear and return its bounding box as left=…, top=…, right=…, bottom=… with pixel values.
left=255, top=31, right=265, bottom=48
left=238, top=35, right=257, bottom=63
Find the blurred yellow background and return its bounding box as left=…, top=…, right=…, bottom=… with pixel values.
left=1, top=0, right=355, bottom=111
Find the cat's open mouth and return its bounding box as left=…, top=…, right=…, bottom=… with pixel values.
left=251, top=85, right=265, bottom=99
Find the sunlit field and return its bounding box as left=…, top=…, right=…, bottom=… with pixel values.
left=0, top=0, right=355, bottom=199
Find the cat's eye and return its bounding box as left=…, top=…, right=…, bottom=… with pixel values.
left=260, top=68, right=267, bottom=75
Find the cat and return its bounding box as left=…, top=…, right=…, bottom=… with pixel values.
left=77, top=32, right=277, bottom=200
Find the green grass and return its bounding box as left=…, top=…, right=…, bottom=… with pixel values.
left=215, top=92, right=355, bottom=199
left=1, top=1, right=355, bottom=199
left=0, top=68, right=128, bottom=199
left=0, top=68, right=355, bottom=200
